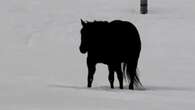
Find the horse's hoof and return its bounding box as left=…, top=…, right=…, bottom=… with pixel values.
left=87, top=84, right=92, bottom=88
left=129, top=86, right=134, bottom=90
left=120, top=87, right=123, bottom=89
left=110, top=84, right=114, bottom=89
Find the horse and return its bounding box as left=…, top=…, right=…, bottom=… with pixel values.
left=79, top=19, right=142, bottom=90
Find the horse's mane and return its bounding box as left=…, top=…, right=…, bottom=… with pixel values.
left=86, top=20, right=109, bottom=28
left=83, top=20, right=109, bottom=39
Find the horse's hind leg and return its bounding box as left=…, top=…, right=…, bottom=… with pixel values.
left=128, top=60, right=138, bottom=90
left=129, top=70, right=135, bottom=90
left=108, top=65, right=115, bottom=89
left=87, top=59, right=96, bottom=88
left=116, top=64, right=123, bottom=89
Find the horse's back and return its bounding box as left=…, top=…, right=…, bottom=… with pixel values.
left=88, top=20, right=141, bottom=64
left=109, top=20, right=141, bottom=54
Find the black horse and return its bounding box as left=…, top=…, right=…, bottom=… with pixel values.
left=79, top=19, right=142, bottom=90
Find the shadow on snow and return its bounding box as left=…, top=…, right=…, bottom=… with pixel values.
left=48, top=84, right=195, bottom=92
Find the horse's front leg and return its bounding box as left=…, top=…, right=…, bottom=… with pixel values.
left=87, top=58, right=96, bottom=88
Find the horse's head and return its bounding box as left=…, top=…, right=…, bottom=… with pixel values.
left=80, top=19, right=89, bottom=54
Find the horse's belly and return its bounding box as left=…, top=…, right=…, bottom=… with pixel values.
left=91, top=52, right=123, bottom=64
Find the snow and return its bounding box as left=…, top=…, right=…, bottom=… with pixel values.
left=1, top=0, right=195, bottom=109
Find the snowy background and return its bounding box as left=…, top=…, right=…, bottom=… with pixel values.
left=1, top=0, right=195, bottom=109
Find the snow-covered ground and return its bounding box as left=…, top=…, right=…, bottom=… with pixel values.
left=1, top=0, right=195, bottom=109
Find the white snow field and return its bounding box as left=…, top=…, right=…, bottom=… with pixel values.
left=0, top=0, right=195, bottom=109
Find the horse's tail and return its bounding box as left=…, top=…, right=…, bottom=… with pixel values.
left=122, top=62, right=142, bottom=88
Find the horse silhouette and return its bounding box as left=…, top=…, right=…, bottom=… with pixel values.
left=79, top=19, right=142, bottom=90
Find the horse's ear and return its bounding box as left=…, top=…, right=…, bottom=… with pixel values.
left=81, top=19, right=86, bottom=27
